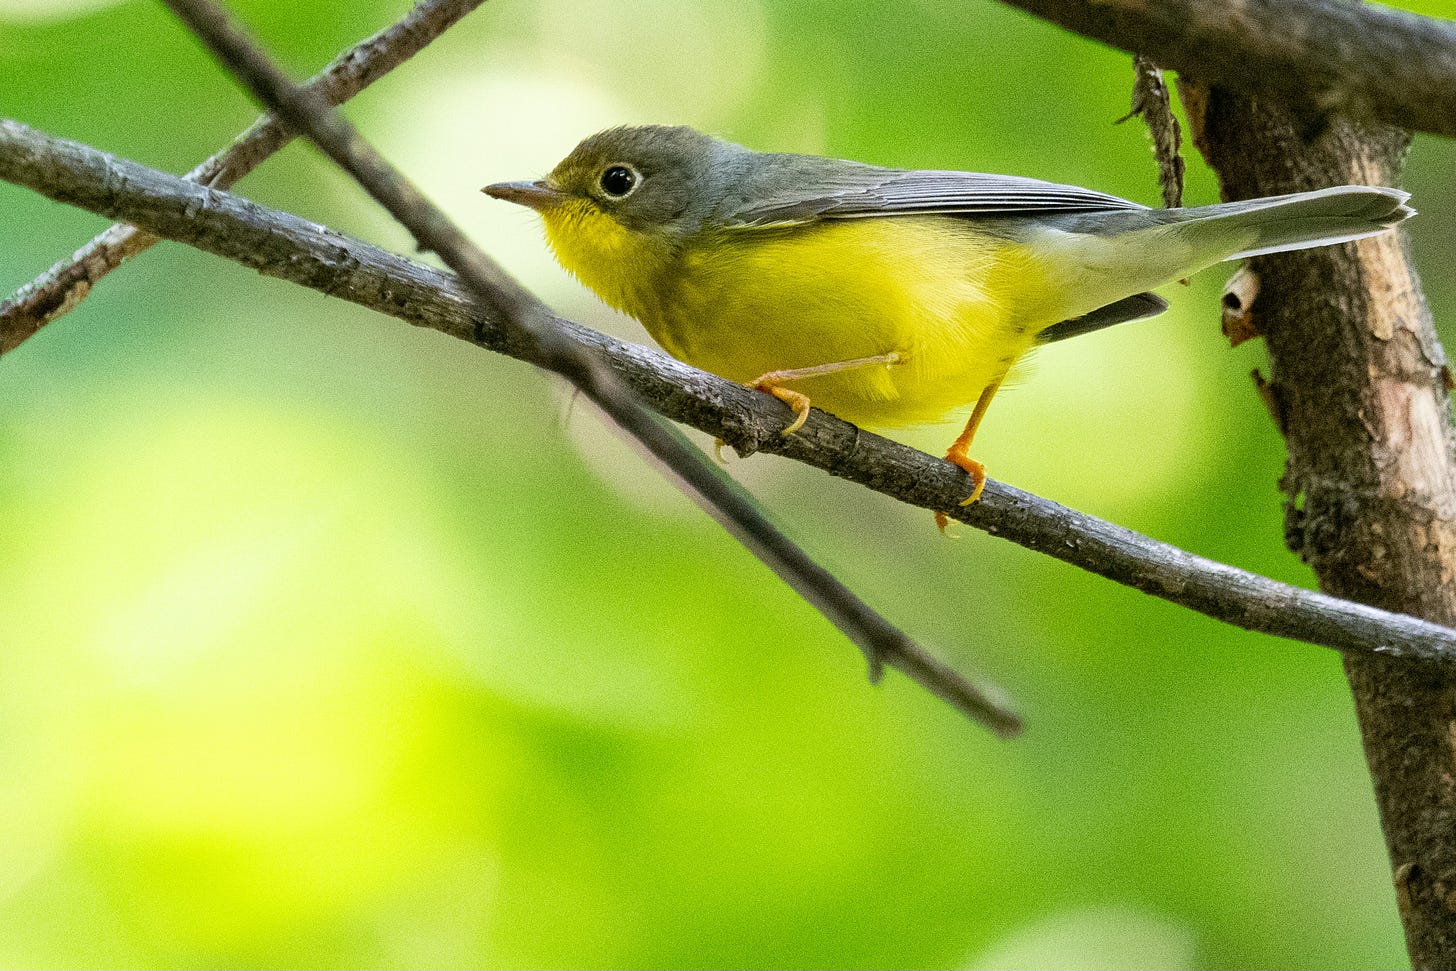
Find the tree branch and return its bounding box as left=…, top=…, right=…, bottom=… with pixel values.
left=0, top=0, right=490, bottom=355
left=989, top=0, right=1456, bottom=956
left=147, top=0, right=1027, bottom=736
left=995, top=0, right=1456, bottom=140
left=5, top=116, right=1456, bottom=675
left=1186, top=86, right=1456, bottom=968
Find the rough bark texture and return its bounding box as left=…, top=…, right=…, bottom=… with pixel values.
left=996, top=0, right=1456, bottom=139
left=1185, top=84, right=1456, bottom=969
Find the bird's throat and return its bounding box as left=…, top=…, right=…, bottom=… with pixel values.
left=541, top=201, right=678, bottom=327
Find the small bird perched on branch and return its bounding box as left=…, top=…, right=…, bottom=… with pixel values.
left=485, top=125, right=1412, bottom=518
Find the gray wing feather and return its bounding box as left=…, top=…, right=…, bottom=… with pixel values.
left=1037, top=292, right=1169, bottom=344
left=720, top=157, right=1148, bottom=227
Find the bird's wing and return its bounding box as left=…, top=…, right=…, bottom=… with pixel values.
left=721, top=161, right=1148, bottom=228
left=1038, top=292, right=1169, bottom=344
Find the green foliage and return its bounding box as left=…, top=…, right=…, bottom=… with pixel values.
left=1, top=0, right=1452, bottom=966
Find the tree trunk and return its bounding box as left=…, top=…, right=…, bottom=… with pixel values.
left=1184, top=84, right=1456, bottom=969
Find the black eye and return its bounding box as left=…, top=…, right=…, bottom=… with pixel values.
left=599, top=165, right=638, bottom=198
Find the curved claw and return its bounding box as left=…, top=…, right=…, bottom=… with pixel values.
left=949, top=453, right=987, bottom=506
left=935, top=449, right=986, bottom=534
left=752, top=382, right=812, bottom=436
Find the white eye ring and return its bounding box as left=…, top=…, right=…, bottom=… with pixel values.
left=599, top=164, right=640, bottom=198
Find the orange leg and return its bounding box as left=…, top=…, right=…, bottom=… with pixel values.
left=935, top=378, right=1003, bottom=532
left=750, top=352, right=901, bottom=436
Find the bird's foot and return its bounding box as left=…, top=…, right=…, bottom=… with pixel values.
left=748, top=378, right=812, bottom=436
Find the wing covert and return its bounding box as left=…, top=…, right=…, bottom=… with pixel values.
left=721, top=162, right=1148, bottom=227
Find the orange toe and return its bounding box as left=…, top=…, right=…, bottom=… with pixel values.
left=944, top=451, right=987, bottom=507
left=752, top=382, right=812, bottom=436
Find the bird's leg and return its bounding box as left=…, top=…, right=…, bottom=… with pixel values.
left=935, top=378, right=1003, bottom=532
left=749, top=351, right=902, bottom=435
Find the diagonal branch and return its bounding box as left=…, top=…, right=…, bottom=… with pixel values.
left=148, top=0, right=1026, bottom=736
left=0, top=117, right=1020, bottom=737
left=0, top=0, right=489, bottom=355
left=5, top=116, right=1456, bottom=671
left=994, top=0, right=1456, bottom=140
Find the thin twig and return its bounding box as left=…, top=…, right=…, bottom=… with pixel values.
left=993, top=0, right=1456, bottom=140
left=3, top=116, right=1455, bottom=671
left=0, top=0, right=488, bottom=354
left=1118, top=54, right=1183, bottom=209
left=144, top=0, right=1023, bottom=735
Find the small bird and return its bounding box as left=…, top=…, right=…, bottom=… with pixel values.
left=485, top=125, right=1412, bottom=515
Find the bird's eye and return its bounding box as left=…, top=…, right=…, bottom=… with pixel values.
left=599, top=165, right=638, bottom=198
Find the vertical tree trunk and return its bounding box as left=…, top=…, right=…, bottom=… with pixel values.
left=1184, top=85, right=1456, bottom=969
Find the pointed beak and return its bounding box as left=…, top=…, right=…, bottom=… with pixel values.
left=482, top=179, right=568, bottom=211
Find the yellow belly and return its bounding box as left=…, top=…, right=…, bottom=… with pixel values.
left=633, top=217, right=1057, bottom=428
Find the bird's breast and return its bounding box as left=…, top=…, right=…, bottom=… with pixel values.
left=644, top=217, right=1053, bottom=427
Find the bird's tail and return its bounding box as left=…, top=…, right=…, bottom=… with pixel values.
left=1170, top=185, right=1414, bottom=260
left=1031, top=185, right=1414, bottom=326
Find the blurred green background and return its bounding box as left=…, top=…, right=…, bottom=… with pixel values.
left=2, top=0, right=1453, bottom=966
